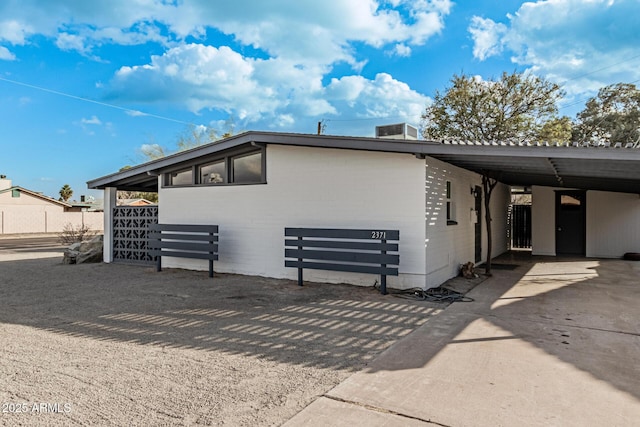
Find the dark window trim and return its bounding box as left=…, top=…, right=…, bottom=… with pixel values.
left=230, top=150, right=265, bottom=184
left=162, top=146, right=266, bottom=188
left=446, top=180, right=457, bottom=225
left=165, top=166, right=195, bottom=186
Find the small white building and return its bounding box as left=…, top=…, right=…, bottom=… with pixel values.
left=88, top=131, right=640, bottom=289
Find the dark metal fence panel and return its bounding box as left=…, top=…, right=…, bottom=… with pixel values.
left=284, top=227, right=400, bottom=295
left=112, top=206, right=158, bottom=265
left=510, top=204, right=532, bottom=249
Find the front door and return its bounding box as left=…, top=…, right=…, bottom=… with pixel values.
left=555, top=191, right=586, bottom=256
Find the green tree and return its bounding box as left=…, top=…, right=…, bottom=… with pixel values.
left=573, top=83, right=640, bottom=147
left=422, top=72, right=564, bottom=144
left=139, top=142, right=167, bottom=160
left=139, top=120, right=237, bottom=163
left=59, top=184, right=73, bottom=202
left=422, top=71, right=565, bottom=275
left=539, top=116, right=573, bottom=145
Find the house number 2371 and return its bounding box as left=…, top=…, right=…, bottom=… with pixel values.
left=371, top=231, right=386, bottom=239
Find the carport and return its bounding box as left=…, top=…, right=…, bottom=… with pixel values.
left=415, top=142, right=640, bottom=258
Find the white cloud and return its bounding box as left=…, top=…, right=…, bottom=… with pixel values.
left=0, top=46, right=16, bottom=60
left=111, top=44, right=272, bottom=119
left=326, top=72, right=429, bottom=122
left=81, top=115, right=102, bottom=125
left=0, top=1, right=442, bottom=133
left=56, top=33, right=88, bottom=53
left=0, top=1, right=452, bottom=65
left=110, top=44, right=337, bottom=121
left=468, top=0, right=640, bottom=101
left=0, top=20, right=34, bottom=44
left=109, top=43, right=428, bottom=129
left=468, top=16, right=506, bottom=61
left=388, top=43, right=412, bottom=57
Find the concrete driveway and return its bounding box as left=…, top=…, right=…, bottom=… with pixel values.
left=286, top=257, right=640, bottom=426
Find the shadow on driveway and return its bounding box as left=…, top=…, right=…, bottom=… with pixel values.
left=0, top=255, right=443, bottom=372
left=304, top=256, right=640, bottom=426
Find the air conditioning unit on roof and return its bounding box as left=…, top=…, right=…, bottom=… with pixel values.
left=375, top=123, right=419, bottom=140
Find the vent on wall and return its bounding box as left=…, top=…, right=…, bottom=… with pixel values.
left=375, top=123, right=419, bottom=140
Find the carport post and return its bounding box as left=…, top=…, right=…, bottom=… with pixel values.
left=102, top=187, right=117, bottom=263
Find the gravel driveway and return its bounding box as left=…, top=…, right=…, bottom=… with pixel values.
left=0, top=239, right=442, bottom=426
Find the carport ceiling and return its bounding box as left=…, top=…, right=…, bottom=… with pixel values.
left=425, top=150, right=640, bottom=194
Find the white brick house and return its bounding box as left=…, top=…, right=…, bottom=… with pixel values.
left=88, top=131, right=640, bottom=289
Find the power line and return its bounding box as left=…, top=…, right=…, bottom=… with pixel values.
left=557, top=53, right=640, bottom=86
left=559, top=77, right=640, bottom=111
left=326, top=114, right=420, bottom=123
left=0, top=75, right=194, bottom=126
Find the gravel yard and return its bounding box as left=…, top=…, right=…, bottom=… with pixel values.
left=0, top=239, right=442, bottom=426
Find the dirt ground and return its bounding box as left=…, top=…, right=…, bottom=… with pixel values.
left=0, top=239, right=445, bottom=426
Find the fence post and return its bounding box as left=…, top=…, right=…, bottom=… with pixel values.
left=297, top=235, right=303, bottom=286
left=380, top=237, right=388, bottom=295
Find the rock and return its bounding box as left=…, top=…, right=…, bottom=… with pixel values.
left=64, top=234, right=104, bottom=264
left=63, top=250, right=79, bottom=264
left=76, top=247, right=103, bottom=264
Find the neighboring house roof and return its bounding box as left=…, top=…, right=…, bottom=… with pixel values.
left=87, top=131, right=640, bottom=194
left=118, top=198, right=155, bottom=206
left=0, top=186, right=72, bottom=208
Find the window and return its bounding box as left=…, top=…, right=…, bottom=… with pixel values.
left=168, top=168, right=192, bottom=186
left=12, top=189, right=20, bottom=198
left=446, top=180, right=457, bottom=225
left=199, top=160, right=226, bottom=184
left=163, top=148, right=265, bottom=187
left=232, top=151, right=263, bottom=184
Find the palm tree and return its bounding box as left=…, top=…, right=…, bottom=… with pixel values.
left=59, top=184, right=73, bottom=202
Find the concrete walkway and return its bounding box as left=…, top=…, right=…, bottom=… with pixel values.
left=286, top=258, right=640, bottom=426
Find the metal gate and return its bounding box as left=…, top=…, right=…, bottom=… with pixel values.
left=510, top=204, right=532, bottom=249
left=112, top=206, right=158, bottom=265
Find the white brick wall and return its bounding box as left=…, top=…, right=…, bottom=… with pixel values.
left=424, top=157, right=509, bottom=288
left=158, top=144, right=511, bottom=289
left=160, top=145, right=427, bottom=289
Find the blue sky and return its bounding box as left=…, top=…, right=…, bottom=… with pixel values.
left=1, top=0, right=638, bottom=200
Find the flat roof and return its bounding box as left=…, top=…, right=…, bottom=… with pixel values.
left=87, top=131, right=640, bottom=194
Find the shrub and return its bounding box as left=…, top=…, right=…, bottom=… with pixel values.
left=58, top=223, right=96, bottom=245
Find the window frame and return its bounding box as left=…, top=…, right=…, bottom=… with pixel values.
left=165, top=167, right=194, bottom=187
left=163, top=146, right=266, bottom=188
left=198, top=159, right=227, bottom=185
left=230, top=151, right=264, bottom=184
